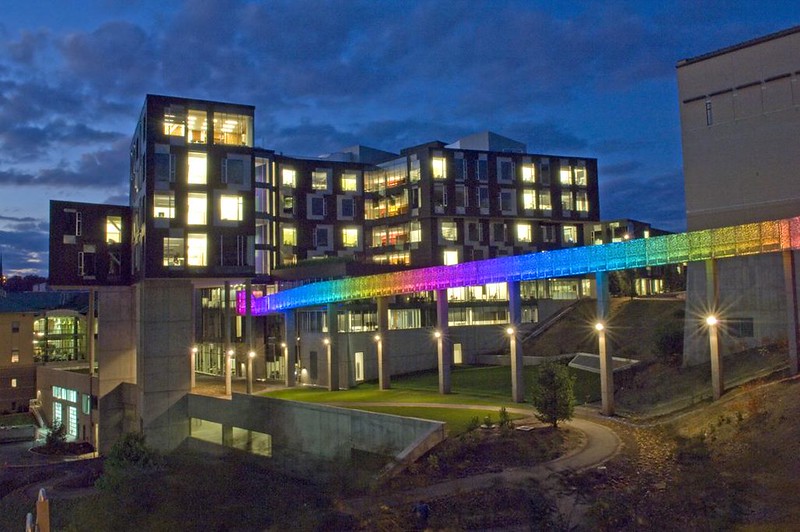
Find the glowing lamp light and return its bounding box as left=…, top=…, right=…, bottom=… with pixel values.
left=374, top=334, right=381, bottom=342
left=595, top=322, right=605, bottom=332
left=227, top=349, right=234, bottom=357
left=191, top=346, right=198, bottom=354
left=706, top=315, right=718, bottom=326
left=323, top=338, right=330, bottom=346
left=505, top=326, right=515, bottom=336
left=434, top=330, right=442, bottom=339
left=280, top=342, right=287, bottom=348
left=248, top=351, right=256, bottom=359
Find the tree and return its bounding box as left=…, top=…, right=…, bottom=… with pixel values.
left=531, top=362, right=575, bottom=428
left=654, top=311, right=685, bottom=367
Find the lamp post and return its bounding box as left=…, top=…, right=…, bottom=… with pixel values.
left=707, top=314, right=723, bottom=399
left=225, top=348, right=234, bottom=395
left=190, top=346, right=198, bottom=389
left=247, top=350, right=255, bottom=394
left=595, top=322, right=614, bottom=415
left=280, top=342, right=287, bottom=382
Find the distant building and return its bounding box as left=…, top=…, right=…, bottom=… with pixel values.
left=677, top=25, right=800, bottom=362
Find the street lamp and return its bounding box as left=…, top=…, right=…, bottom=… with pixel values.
left=595, top=321, right=613, bottom=416
left=706, top=314, right=723, bottom=399
left=433, top=330, right=442, bottom=339
left=247, top=350, right=256, bottom=395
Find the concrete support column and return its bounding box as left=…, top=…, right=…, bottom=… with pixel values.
left=782, top=250, right=800, bottom=376
left=283, top=311, right=296, bottom=387
left=706, top=259, right=724, bottom=400
left=190, top=287, right=196, bottom=390
left=222, top=424, right=233, bottom=447
left=326, top=303, right=339, bottom=391
left=377, top=297, right=390, bottom=390
left=87, top=288, right=96, bottom=375
left=245, top=281, right=253, bottom=394
left=224, top=281, right=232, bottom=396
left=435, top=289, right=452, bottom=394
left=508, top=281, right=524, bottom=403
left=596, top=271, right=614, bottom=416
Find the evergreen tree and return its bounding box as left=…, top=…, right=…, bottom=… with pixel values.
left=531, top=362, right=575, bottom=428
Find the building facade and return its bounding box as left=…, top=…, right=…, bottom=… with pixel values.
left=677, top=25, right=800, bottom=363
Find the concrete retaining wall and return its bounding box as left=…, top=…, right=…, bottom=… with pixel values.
left=187, top=392, right=445, bottom=476
left=0, top=425, right=36, bottom=443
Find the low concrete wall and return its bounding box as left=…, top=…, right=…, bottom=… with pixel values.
left=187, top=393, right=445, bottom=477
left=0, top=425, right=36, bottom=443
left=475, top=353, right=576, bottom=366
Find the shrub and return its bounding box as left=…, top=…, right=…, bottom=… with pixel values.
left=531, top=362, right=575, bottom=428
left=654, top=319, right=684, bottom=367
left=45, top=422, right=67, bottom=452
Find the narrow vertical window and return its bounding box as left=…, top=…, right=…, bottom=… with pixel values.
left=705, top=100, right=713, bottom=126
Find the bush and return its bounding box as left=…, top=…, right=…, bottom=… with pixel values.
left=654, top=319, right=684, bottom=366
left=531, top=362, right=575, bottom=428
left=104, top=432, right=160, bottom=471
left=45, top=422, right=68, bottom=453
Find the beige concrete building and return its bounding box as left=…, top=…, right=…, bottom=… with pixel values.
left=677, top=26, right=800, bottom=364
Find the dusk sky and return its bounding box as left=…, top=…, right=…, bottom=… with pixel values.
left=1, top=1, right=798, bottom=277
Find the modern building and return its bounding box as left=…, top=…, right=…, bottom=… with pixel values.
left=0, top=291, right=88, bottom=415
left=677, top=25, right=800, bottom=363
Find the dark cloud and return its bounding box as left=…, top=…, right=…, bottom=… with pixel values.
left=601, top=169, right=686, bottom=232
left=0, top=214, right=37, bottom=223
left=600, top=161, right=643, bottom=177
left=0, top=120, right=125, bottom=162
left=7, top=29, right=50, bottom=65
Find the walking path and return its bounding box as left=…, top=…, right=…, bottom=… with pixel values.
left=342, top=404, right=622, bottom=516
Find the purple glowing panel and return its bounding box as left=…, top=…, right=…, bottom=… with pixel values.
left=239, top=216, right=800, bottom=315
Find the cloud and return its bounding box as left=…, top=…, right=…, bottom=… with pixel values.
left=601, top=169, right=686, bottom=232
left=600, top=161, right=643, bottom=177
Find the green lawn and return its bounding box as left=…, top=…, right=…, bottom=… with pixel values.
left=348, top=406, right=523, bottom=436
left=265, top=364, right=600, bottom=407
left=0, top=412, right=34, bottom=427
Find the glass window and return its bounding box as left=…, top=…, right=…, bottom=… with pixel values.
left=220, top=194, right=243, bottom=221
left=453, top=156, right=466, bottom=181
left=455, top=185, right=467, bottom=209
left=576, top=191, right=589, bottom=212
left=163, top=237, right=185, bottom=267
left=498, top=159, right=513, bottom=182
left=187, top=152, right=207, bottom=184
left=539, top=191, right=552, bottom=211
left=154, top=192, right=175, bottom=219
left=341, top=198, right=354, bottom=218
left=559, top=162, right=572, bottom=185
left=311, top=197, right=326, bottom=217
left=410, top=221, right=422, bottom=243
left=500, top=190, right=514, bottom=212
left=281, top=168, right=296, bottom=187
left=106, top=216, right=122, bottom=244
left=315, top=227, right=329, bottom=247
left=163, top=106, right=186, bottom=137
left=11, top=350, right=19, bottom=363
left=441, top=221, right=458, bottom=241
left=541, top=225, right=557, bottom=242
left=434, top=184, right=447, bottom=208
left=282, top=227, right=297, bottom=246
left=443, top=250, right=459, bottom=265
left=187, top=233, right=207, bottom=266
left=563, top=225, right=578, bottom=245
left=212, top=112, right=253, bottom=146
left=222, top=158, right=245, bottom=185
left=522, top=189, right=536, bottom=210
left=467, top=222, right=481, bottom=242
left=187, top=109, right=207, bottom=143
left=341, top=172, right=358, bottom=192
left=521, top=163, right=536, bottom=183
left=187, top=193, right=207, bottom=225
left=478, top=187, right=489, bottom=209
left=11, top=321, right=19, bottom=333
left=282, top=195, right=294, bottom=215
left=432, top=156, right=446, bottom=179
left=561, top=192, right=574, bottom=212
left=255, top=188, right=267, bottom=213
left=312, top=169, right=329, bottom=190
left=477, top=158, right=488, bottom=181
left=255, top=158, right=269, bottom=184
left=492, top=223, right=506, bottom=243
left=155, top=153, right=176, bottom=183
left=516, top=223, right=533, bottom=243
left=342, top=228, right=359, bottom=247
left=410, top=159, right=421, bottom=182
left=574, top=163, right=587, bottom=186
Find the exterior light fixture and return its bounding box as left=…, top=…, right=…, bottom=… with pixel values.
left=323, top=338, right=330, bottom=346
left=280, top=342, right=287, bottom=348
left=248, top=351, right=256, bottom=359
left=706, top=315, right=718, bottom=326
left=434, top=330, right=442, bottom=339
left=594, top=322, right=605, bottom=332
left=227, top=349, right=234, bottom=357
left=374, top=334, right=381, bottom=342
left=191, top=346, right=198, bottom=354
left=296, top=336, right=301, bottom=342
left=505, top=326, right=515, bottom=336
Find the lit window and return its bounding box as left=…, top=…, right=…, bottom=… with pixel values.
left=106, top=216, right=122, bottom=244
left=163, top=237, right=185, bottom=267
left=282, top=196, right=294, bottom=215
left=312, top=170, right=329, bottom=190
left=559, top=163, right=572, bottom=185
left=342, top=228, right=359, bottom=248
left=163, top=107, right=186, bottom=137
left=186, top=233, right=207, bottom=266
left=443, top=250, right=459, bottom=265
left=213, top=112, right=253, bottom=146
left=574, top=164, right=587, bottom=186
left=12, top=321, right=19, bottom=333
left=154, top=192, right=175, bottom=219
left=341, top=172, right=358, bottom=192
left=516, top=223, right=533, bottom=243
left=11, top=350, right=19, bottom=363
left=11, top=378, right=17, bottom=388
left=220, top=195, right=243, bottom=221
left=282, top=227, right=297, bottom=246
left=410, top=221, right=422, bottom=243
left=563, top=225, right=578, bottom=245
left=281, top=168, right=296, bottom=187
left=410, top=159, right=421, bottom=182
left=441, top=221, right=458, bottom=241
left=187, top=193, right=207, bottom=225
left=522, top=189, right=536, bottom=210
left=432, top=157, right=447, bottom=179
left=188, top=152, right=207, bottom=184
left=187, top=110, right=207, bottom=143
left=521, top=163, right=536, bottom=183
left=576, top=191, right=589, bottom=212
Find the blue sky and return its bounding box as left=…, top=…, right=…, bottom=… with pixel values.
left=1, top=0, right=799, bottom=276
